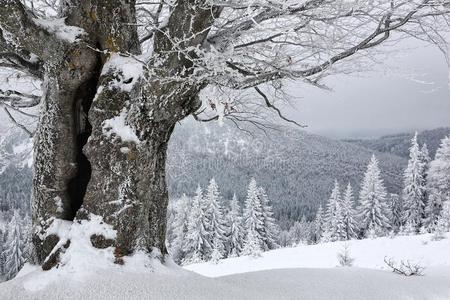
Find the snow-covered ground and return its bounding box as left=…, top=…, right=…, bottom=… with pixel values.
left=1, top=233, right=450, bottom=300
left=186, top=233, right=450, bottom=277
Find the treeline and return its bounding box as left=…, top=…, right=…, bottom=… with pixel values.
left=167, top=178, right=279, bottom=264
left=282, top=134, right=450, bottom=246
left=0, top=210, right=30, bottom=281
left=0, top=165, right=31, bottom=281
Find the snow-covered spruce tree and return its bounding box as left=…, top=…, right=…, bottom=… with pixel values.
left=324, top=180, right=345, bottom=241
left=4, top=211, right=24, bottom=280
left=1, top=1, right=448, bottom=269
left=204, top=178, right=226, bottom=260
left=241, top=227, right=262, bottom=258
left=243, top=178, right=265, bottom=251
left=358, top=155, right=391, bottom=237
left=0, top=228, right=6, bottom=279
left=388, top=193, right=404, bottom=233
left=341, top=183, right=358, bottom=240
left=434, top=201, right=450, bottom=237
left=257, top=186, right=279, bottom=250
left=226, top=194, right=244, bottom=257
left=170, top=194, right=191, bottom=263
left=210, top=236, right=223, bottom=264
left=402, top=132, right=426, bottom=232
left=419, top=143, right=431, bottom=193
left=291, top=216, right=316, bottom=245
left=313, top=205, right=326, bottom=243
left=426, top=136, right=450, bottom=229
left=182, top=185, right=210, bottom=265
left=425, top=193, right=445, bottom=231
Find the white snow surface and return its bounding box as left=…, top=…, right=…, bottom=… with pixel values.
left=102, top=109, right=140, bottom=144
left=33, top=18, right=85, bottom=43
left=1, top=233, right=450, bottom=300
left=186, top=233, right=450, bottom=277
left=101, top=54, right=144, bottom=92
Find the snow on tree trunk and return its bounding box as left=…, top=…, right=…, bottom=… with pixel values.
left=28, top=0, right=214, bottom=268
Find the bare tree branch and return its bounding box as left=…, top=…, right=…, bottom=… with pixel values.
left=254, top=86, right=306, bottom=128
left=2, top=105, right=33, bottom=137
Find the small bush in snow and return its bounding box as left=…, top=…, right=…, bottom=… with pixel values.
left=337, top=244, right=354, bottom=267
left=384, top=257, right=425, bottom=276
left=430, top=218, right=447, bottom=241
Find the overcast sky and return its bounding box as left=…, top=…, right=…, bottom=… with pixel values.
left=284, top=38, right=450, bottom=139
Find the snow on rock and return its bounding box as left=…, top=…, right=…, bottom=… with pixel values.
left=186, top=233, right=450, bottom=278
left=102, top=109, right=140, bottom=144
left=101, top=54, right=144, bottom=92
left=33, top=18, right=85, bottom=43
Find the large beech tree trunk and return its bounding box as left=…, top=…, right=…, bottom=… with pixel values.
left=29, top=0, right=214, bottom=268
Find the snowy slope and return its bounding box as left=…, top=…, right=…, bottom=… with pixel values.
left=185, top=233, right=450, bottom=277
left=1, top=262, right=450, bottom=300
left=2, top=234, right=450, bottom=300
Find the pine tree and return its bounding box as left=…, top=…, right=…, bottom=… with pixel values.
left=402, top=132, right=426, bottom=231
left=182, top=186, right=210, bottom=265
left=210, top=236, right=223, bottom=264
left=388, top=193, right=404, bottom=233
left=4, top=210, right=24, bottom=280
left=325, top=180, right=345, bottom=241
left=420, top=144, right=431, bottom=201
left=341, top=183, right=358, bottom=240
left=243, top=178, right=265, bottom=252
left=204, top=178, right=226, bottom=260
left=427, top=136, right=450, bottom=225
left=358, top=155, right=390, bottom=237
left=171, top=194, right=191, bottom=263
left=226, top=194, right=244, bottom=257
left=314, top=205, right=325, bottom=243
left=425, top=192, right=444, bottom=231
left=241, top=227, right=262, bottom=257
left=0, top=228, right=6, bottom=279
left=437, top=201, right=450, bottom=231
left=257, top=186, right=279, bottom=250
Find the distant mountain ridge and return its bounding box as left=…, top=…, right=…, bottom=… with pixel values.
left=168, top=120, right=407, bottom=228
left=344, top=127, right=450, bottom=159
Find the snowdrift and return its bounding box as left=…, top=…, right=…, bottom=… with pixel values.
left=1, top=233, right=449, bottom=300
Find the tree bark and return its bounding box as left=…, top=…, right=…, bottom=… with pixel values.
left=0, top=0, right=217, bottom=268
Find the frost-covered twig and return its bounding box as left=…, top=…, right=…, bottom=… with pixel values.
left=384, top=256, right=425, bottom=276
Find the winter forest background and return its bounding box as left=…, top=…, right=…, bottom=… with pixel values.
left=1, top=117, right=450, bottom=280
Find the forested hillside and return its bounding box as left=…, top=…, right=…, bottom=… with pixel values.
left=167, top=120, right=406, bottom=228
left=0, top=122, right=407, bottom=231
left=345, top=128, right=450, bottom=159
